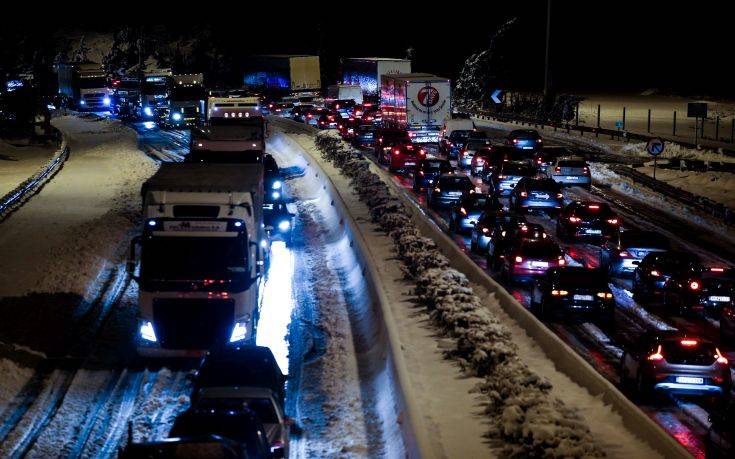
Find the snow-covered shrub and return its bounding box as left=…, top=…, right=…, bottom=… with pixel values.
left=312, top=131, right=603, bottom=457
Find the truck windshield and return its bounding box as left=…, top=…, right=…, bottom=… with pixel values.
left=171, top=86, right=205, bottom=100
left=79, top=77, right=108, bottom=89
left=141, top=236, right=248, bottom=281
left=142, top=82, right=168, bottom=95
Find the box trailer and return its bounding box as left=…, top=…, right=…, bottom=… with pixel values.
left=342, top=57, right=412, bottom=97
left=243, top=55, right=321, bottom=92
left=381, top=73, right=451, bottom=143
left=130, top=163, right=266, bottom=357
left=327, top=84, right=363, bottom=105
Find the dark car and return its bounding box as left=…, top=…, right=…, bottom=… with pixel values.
left=556, top=201, right=620, bottom=242
left=412, top=158, right=454, bottom=191
left=506, top=129, right=543, bottom=150
left=458, top=138, right=492, bottom=169
left=316, top=111, right=339, bottom=129
left=353, top=124, right=377, bottom=148
left=193, top=345, right=286, bottom=404
left=509, top=177, right=563, bottom=214
left=375, top=128, right=411, bottom=159
left=531, top=267, right=615, bottom=327
left=264, top=154, right=283, bottom=202
left=484, top=219, right=543, bottom=268
left=632, top=251, right=704, bottom=314
left=168, top=409, right=275, bottom=458
left=499, top=240, right=566, bottom=282
left=690, top=267, right=735, bottom=317
left=476, top=146, right=516, bottom=179
left=290, top=104, right=314, bottom=122
left=470, top=211, right=526, bottom=255
left=599, top=230, right=671, bottom=278
left=121, top=435, right=265, bottom=459
left=428, top=174, right=475, bottom=208
left=337, top=117, right=360, bottom=140
left=707, top=401, right=735, bottom=458
left=619, top=331, right=731, bottom=400
left=488, top=161, right=538, bottom=196
left=387, top=143, right=426, bottom=172
left=264, top=201, right=294, bottom=245
left=448, top=193, right=501, bottom=234
left=721, top=302, right=735, bottom=345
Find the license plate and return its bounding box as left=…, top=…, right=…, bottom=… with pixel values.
left=522, top=146, right=533, bottom=150
left=573, top=294, right=594, bottom=301
left=585, top=229, right=602, bottom=235
left=163, top=221, right=227, bottom=232
left=531, top=261, right=548, bottom=268
left=566, top=176, right=578, bottom=180
left=534, top=193, right=550, bottom=199
left=404, top=162, right=415, bottom=166
left=448, top=191, right=462, bottom=196
left=709, top=296, right=731, bottom=302
left=676, top=376, right=704, bottom=385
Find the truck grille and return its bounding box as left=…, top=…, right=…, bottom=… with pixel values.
left=153, top=298, right=234, bottom=349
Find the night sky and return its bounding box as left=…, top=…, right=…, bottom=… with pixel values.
left=9, top=2, right=735, bottom=98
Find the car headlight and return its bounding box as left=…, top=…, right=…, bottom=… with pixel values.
left=144, top=106, right=153, bottom=117
left=172, top=112, right=182, bottom=121
left=278, top=220, right=291, bottom=231
left=103, top=96, right=111, bottom=106
left=229, top=319, right=249, bottom=343
left=139, top=321, right=157, bottom=342
left=272, top=191, right=281, bottom=200
left=271, top=180, right=282, bottom=190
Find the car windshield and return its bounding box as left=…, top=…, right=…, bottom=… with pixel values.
left=503, top=164, right=536, bottom=176
left=660, top=340, right=718, bottom=366
left=172, top=86, right=205, bottom=100
left=170, top=412, right=266, bottom=455
left=559, top=160, right=587, bottom=168
left=462, top=195, right=490, bottom=209
left=423, top=160, right=451, bottom=172
left=142, top=82, right=168, bottom=95
left=449, top=130, right=471, bottom=140
left=512, top=130, right=540, bottom=139
left=466, top=140, right=490, bottom=150
left=520, top=243, right=561, bottom=258
left=380, top=130, right=407, bottom=140
left=527, top=180, right=559, bottom=191
left=554, top=269, right=608, bottom=287
left=439, top=176, right=472, bottom=189
left=142, top=236, right=247, bottom=281
left=620, top=232, right=669, bottom=249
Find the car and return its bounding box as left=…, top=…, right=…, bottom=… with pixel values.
left=470, top=147, right=494, bottom=176
left=448, top=193, right=501, bottom=234
left=488, top=161, right=538, bottom=196
left=272, top=102, right=294, bottom=117
left=290, top=104, right=314, bottom=122
left=168, top=408, right=277, bottom=458
left=264, top=154, right=283, bottom=202
left=668, top=266, right=735, bottom=317
left=475, top=146, right=516, bottom=179
left=304, top=107, right=328, bottom=126
left=387, top=143, right=426, bottom=172
left=506, top=129, right=543, bottom=150
left=508, top=177, right=563, bottom=214
left=482, top=217, right=538, bottom=267
left=632, top=251, right=704, bottom=314
left=599, top=230, right=671, bottom=277
left=337, top=117, right=359, bottom=140
left=327, top=98, right=356, bottom=116
left=547, top=157, right=592, bottom=188
left=361, top=108, right=382, bottom=125
left=374, top=128, right=411, bottom=158
left=470, top=211, right=525, bottom=254
left=619, top=331, right=731, bottom=400
left=442, top=129, right=473, bottom=159
left=412, top=158, right=454, bottom=191
left=440, top=118, right=475, bottom=153
left=316, top=111, right=339, bottom=129
left=706, top=401, right=735, bottom=458
left=264, top=201, right=295, bottom=246
left=530, top=267, right=615, bottom=327
left=193, top=345, right=287, bottom=404
left=353, top=124, right=377, bottom=148
left=458, top=138, right=492, bottom=169
left=428, top=174, right=475, bottom=208
left=556, top=201, right=620, bottom=242
left=499, top=240, right=566, bottom=282
left=721, top=301, right=735, bottom=344
left=121, top=433, right=270, bottom=459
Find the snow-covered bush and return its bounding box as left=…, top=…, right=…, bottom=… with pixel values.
left=313, top=131, right=603, bottom=457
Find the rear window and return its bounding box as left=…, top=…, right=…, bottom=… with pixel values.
left=575, top=203, right=613, bottom=217
left=527, top=180, right=559, bottom=191
left=424, top=160, right=450, bottom=171
left=554, top=269, right=608, bottom=287
left=559, top=160, right=587, bottom=168
left=660, top=340, right=718, bottom=366
left=620, top=232, right=670, bottom=249
left=503, top=163, right=536, bottom=176
left=511, top=130, right=541, bottom=139
left=439, top=176, right=472, bottom=188
left=463, top=195, right=490, bottom=208
left=380, top=130, right=408, bottom=140
left=449, top=130, right=472, bottom=139
left=520, top=243, right=562, bottom=258
left=466, top=140, right=490, bottom=149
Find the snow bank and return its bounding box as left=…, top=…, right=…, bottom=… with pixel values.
left=0, top=359, right=33, bottom=416
left=312, top=133, right=606, bottom=457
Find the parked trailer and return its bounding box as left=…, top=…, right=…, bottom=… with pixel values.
left=381, top=73, right=451, bottom=143
left=243, top=55, right=321, bottom=93
left=327, top=84, right=363, bottom=105
left=57, top=62, right=111, bottom=110
left=129, top=163, right=266, bottom=357
left=342, top=57, right=411, bottom=98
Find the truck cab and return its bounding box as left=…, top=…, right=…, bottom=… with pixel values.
left=57, top=63, right=112, bottom=111
left=189, top=116, right=266, bottom=163
left=139, top=70, right=172, bottom=121
left=164, top=73, right=206, bottom=128
left=130, top=164, right=266, bottom=358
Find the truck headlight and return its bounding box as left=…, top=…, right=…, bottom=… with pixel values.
left=79, top=99, right=86, bottom=105
left=144, top=106, right=153, bottom=117
left=172, top=112, right=182, bottom=121
left=140, top=321, right=157, bottom=342
left=103, top=96, right=111, bottom=106
left=278, top=220, right=291, bottom=231
left=229, top=319, right=249, bottom=343
left=271, top=191, right=281, bottom=200
left=271, top=180, right=282, bottom=190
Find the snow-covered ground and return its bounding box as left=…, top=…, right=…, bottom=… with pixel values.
left=637, top=165, right=735, bottom=209
left=0, top=139, right=59, bottom=197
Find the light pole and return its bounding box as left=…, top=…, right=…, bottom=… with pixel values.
left=543, top=0, right=552, bottom=97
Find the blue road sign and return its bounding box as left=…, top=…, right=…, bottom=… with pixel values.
left=491, top=89, right=503, bottom=104
left=646, top=138, right=665, bottom=156
left=615, top=120, right=624, bottom=129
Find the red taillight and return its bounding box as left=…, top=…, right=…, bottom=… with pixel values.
left=588, top=204, right=600, bottom=210
left=680, top=339, right=698, bottom=346
left=558, top=257, right=566, bottom=266
left=583, top=166, right=589, bottom=173
left=710, top=267, right=725, bottom=272
left=460, top=207, right=467, bottom=215
left=551, top=289, right=568, bottom=296
left=606, top=218, right=619, bottom=225
left=716, top=348, right=728, bottom=365
left=556, top=193, right=563, bottom=199
left=393, top=149, right=401, bottom=156
left=650, top=270, right=660, bottom=277
left=514, top=256, right=523, bottom=263
left=619, top=250, right=631, bottom=258
left=513, top=138, right=519, bottom=143
left=554, top=167, right=561, bottom=173
left=419, top=170, right=424, bottom=176
left=647, top=345, right=664, bottom=361
left=689, top=281, right=701, bottom=291
left=481, top=227, right=489, bottom=234
left=520, top=191, right=528, bottom=197
left=568, top=216, right=581, bottom=223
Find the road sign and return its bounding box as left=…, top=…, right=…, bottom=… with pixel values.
left=646, top=138, right=665, bottom=156
left=615, top=120, right=624, bottom=129
left=687, top=102, right=707, bottom=118
left=491, top=89, right=503, bottom=104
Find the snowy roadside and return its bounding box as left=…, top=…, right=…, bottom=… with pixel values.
left=0, top=139, right=60, bottom=197
left=274, top=125, right=671, bottom=458
left=635, top=165, right=735, bottom=209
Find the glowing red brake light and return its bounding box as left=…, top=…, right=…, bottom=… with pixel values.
left=583, top=166, right=589, bottom=173
left=680, top=339, right=698, bottom=346
left=619, top=250, right=631, bottom=257
left=588, top=204, right=600, bottom=210
left=520, top=192, right=528, bottom=197
left=568, top=216, right=581, bottom=223
left=716, top=349, right=728, bottom=365
left=554, top=167, right=561, bottom=173
left=514, top=256, right=523, bottom=263
left=689, top=281, right=701, bottom=291
left=711, top=267, right=725, bottom=272
left=650, top=270, right=660, bottom=277
left=647, top=345, right=664, bottom=361
left=606, top=218, right=619, bottom=225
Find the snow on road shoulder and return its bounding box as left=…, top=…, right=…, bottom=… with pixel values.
left=0, top=139, right=59, bottom=197
left=0, top=359, right=33, bottom=416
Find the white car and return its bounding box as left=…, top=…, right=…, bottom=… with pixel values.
left=547, top=156, right=592, bottom=188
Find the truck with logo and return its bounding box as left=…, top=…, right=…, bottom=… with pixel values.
left=57, top=62, right=112, bottom=110
left=342, top=57, right=412, bottom=99
left=128, top=163, right=266, bottom=357
left=139, top=69, right=172, bottom=121
left=380, top=73, right=451, bottom=143
left=164, top=73, right=206, bottom=128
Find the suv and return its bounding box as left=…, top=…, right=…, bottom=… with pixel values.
left=509, top=177, right=563, bottom=214
left=547, top=156, right=591, bottom=188
left=488, top=161, right=538, bottom=196
left=506, top=129, right=543, bottom=150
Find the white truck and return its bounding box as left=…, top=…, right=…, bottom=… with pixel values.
left=342, top=57, right=412, bottom=97
left=164, top=73, right=206, bottom=128
left=129, top=163, right=266, bottom=357
left=57, top=62, right=112, bottom=110
left=327, top=84, right=363, bottom=105
left=380, top=73, right=451, bottom=143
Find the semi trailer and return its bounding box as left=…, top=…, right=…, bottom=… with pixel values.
left=243, top=55, right=321, bottom=93
left=342, top=57, right=411, bottom=98
left=380, top=73, right=451, bottom=143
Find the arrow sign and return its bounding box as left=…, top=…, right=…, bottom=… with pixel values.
left=491, top=89, right=503, bottom=104
left=646, top=138, right=665, bottom=156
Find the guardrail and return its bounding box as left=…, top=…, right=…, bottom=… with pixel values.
left=0, top=140, right=69, bottom=222
left=609, top=164, right=735, bottom=226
